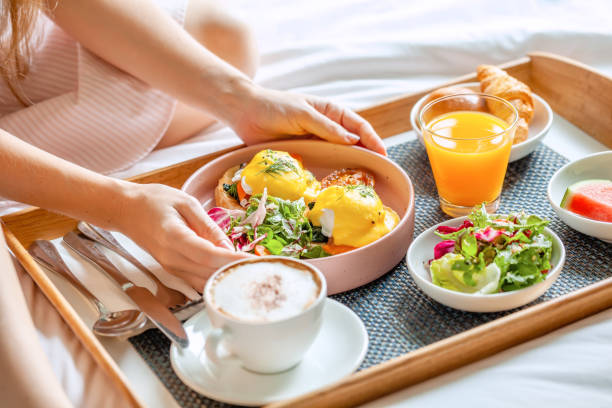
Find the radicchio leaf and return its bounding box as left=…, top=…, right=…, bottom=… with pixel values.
left=228, top=230, right=244, bottom=242
left=281, top=242, right=304, bottom=258
left=474, top=226, right=503, bottom=242
left=434, top=240, right=456, bottom=259
left=236, top=233, right=267, bottom=252
left=234, top=234, right=249, bottom=251
left=435, top=219, right=474, bottom=235
left=241, top=188, right=268, bottom=230
left=207, top=207, right=245, bottom=232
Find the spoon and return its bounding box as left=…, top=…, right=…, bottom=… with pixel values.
left=28, top=240, right=148, bottom=337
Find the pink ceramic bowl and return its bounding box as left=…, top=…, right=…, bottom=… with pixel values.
left=182, top=140, right=415, bottom=294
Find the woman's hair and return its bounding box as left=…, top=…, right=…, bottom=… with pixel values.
left=1, top=0, right=46, bottom=105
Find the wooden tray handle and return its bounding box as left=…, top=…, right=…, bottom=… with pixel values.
left=358, top=51, right=612, bottom=150
left=527, top=52, right=612, bottom=149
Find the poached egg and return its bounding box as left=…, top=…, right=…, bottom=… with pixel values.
left=239, top=149, right=320, bottom=202
left=308, top=184, right=399, bottom=248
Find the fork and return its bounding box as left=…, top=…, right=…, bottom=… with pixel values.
left=77, top=222, right=187, bottom=310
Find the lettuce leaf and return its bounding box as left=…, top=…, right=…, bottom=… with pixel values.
left=301, top=245, right=330, bottom=259
left=495, top=233, right=551, bottom=291
left=469, top=203, right=490, bottom=228
left=460, top=233, right=478, bottom=258
left=430, top=253, right=500, bottom=294
left=311, top=226, right=327, bottom=243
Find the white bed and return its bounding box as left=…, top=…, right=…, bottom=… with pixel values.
left=25, top=0, right=612, bottom=406
left=116, top=0, right=612, bottom=176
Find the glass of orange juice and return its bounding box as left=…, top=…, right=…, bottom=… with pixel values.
left=419, top=94, right=519, bottom=217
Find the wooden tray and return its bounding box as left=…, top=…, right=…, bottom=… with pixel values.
left=4, top=52, right=612, bottom=408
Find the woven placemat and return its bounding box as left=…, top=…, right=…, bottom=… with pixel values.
left=129, top=140, right=612, bottom=408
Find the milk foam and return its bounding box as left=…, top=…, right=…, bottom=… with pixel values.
left=210, top=261, right=320, bottom=322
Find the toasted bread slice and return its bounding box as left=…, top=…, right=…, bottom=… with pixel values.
left=321, top=168, right=375, bottom=189
left=214, top=165, right=244, bottom=210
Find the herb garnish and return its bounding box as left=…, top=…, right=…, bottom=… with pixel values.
left=258, top=157, right=300, bottom=177
left=336, top=184, right=376, bottom=200
left=256, top=151, right=301, bottom=177
left=223, top=183, right=239, bottom=200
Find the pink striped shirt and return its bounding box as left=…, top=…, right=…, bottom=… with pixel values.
left=0, top=0, right=187, bottom=175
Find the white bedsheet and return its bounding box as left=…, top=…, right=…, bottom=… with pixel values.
left=112, top=0, right=612, bottom=178
left=25, top=0, right=612, bottom=406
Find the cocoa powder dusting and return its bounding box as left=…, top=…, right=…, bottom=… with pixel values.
left=249, top=274, right=286, bottom=312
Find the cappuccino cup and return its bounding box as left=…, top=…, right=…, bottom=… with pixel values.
left=203, top=256, right=327, bottom=374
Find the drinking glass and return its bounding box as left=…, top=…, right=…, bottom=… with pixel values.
left=419, top=93, right=519, bottom=217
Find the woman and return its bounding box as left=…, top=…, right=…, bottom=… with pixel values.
left=1, top=1, right=386, bottom=405
left=1, top=0, right=386, bottom=289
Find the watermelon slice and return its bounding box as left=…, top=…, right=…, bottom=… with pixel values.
left=560, top=179, right=612, bottom=222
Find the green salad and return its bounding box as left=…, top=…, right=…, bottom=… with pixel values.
left=208, top=189, right=329, bottom=259
left=429, top=204, right=553, bottom=294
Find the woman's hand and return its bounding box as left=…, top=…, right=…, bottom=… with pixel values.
left=117, top=183, right=250, bottom=290
left=51, top=0, right=383, bottom=154
left=228, top=85, right=387, bottom=155
left=0, top=130, right=248, bottom=291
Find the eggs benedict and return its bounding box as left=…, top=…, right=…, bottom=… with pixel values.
left=215, top=149, right=320, bottom=209
left=213, top=152, right=400, bottom=257
left=308, top=184, right=399, bottom=252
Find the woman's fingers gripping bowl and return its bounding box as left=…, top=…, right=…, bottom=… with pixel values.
left=341, top=108, right=386, bottom=155
left=307, top=97, right=386, bottom=155
left=154, top=223, right=251, bottom=290
left=301, top=107, right=361, bottom=146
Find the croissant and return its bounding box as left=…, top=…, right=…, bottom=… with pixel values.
left=477, top=65, right=534, bottom=144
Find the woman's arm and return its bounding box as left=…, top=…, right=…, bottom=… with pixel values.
left=0, top=129, right=248, bottom=289
left=49, top=0, right=249, bottom=123
left=0, top=130, right=129, bottom=229
left=0, top=227, right=72, bottom=408
left=47, top=0, right=386, bottom=154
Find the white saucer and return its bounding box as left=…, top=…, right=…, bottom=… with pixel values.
left=170, top=298, right=368, bottom=406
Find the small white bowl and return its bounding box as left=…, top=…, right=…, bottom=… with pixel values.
left=547, top=151, right=612, bottom=243
left=406, top=216, right=565, bottom=312
left=409, top=82, right=553, bottom=163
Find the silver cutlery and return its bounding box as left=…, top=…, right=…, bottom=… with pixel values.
left=63, top=231, right=189, bottom=348
left=77, top=222, right=187, bottom=309
left=28, top=240, right=148, bottom=337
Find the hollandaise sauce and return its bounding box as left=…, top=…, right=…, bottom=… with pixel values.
left=239, top=150, right=320, bottom=202
left=308, top=185, right=398, bottom=247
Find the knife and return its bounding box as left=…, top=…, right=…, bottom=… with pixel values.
left=76, top=221, right=189, bottom=308
left=63, top=231, right=189, bottom=348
